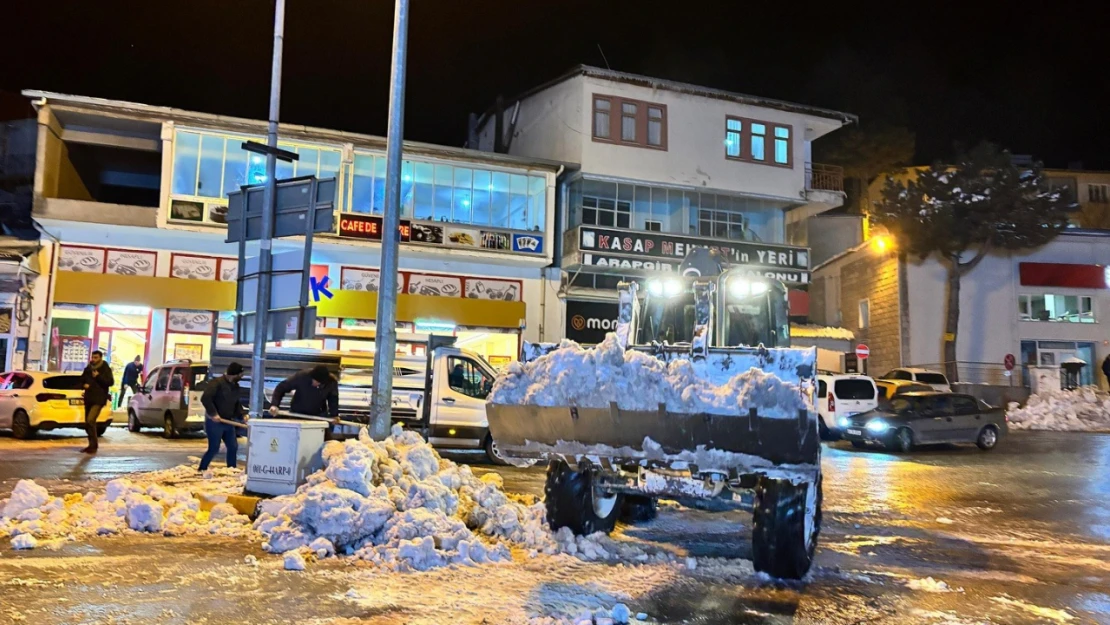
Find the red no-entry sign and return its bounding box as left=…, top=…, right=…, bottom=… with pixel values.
left=1004, top=353, right=1016, bottom=371
left=856, top=344, right=870, bottom=360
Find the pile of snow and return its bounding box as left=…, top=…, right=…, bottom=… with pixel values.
left=490, top=334, right=806, bottom=418
left=1, top=468, right=253, bottom=547
left=254, top=424, right=676, bottom=572
left=1007, top=387, right=1110, bottom=431
left=907, top=576, right=962, bottom=593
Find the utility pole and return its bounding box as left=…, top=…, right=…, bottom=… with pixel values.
left=368, top=0, right=410, bottom=440
left=250, top=0, right=286, bottom=418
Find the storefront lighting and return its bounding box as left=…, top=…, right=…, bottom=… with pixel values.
left=415, top=321, right=456, bottom=334
left=100, top=304, right=151, bottom=316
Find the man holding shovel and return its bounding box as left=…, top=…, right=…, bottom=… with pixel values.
left=198, top=362, right=249, bottom=471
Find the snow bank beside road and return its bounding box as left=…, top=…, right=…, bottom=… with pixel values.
left=490, top=333, right=806, bottom=418
left=1007, top=387, right=1110, bottom=432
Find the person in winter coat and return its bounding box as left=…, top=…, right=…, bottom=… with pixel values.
left=199, top=362, right=248, bottom=471
left=80, top=350, right=114, bottom=454
left=268, top=365, right=339, bottom=419
left=1102, top=354, right=1110, bottom=388
left=116, top=356, right=143, bottom=409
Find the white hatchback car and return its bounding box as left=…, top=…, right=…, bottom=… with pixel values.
left=817, top=374, right=879, bottom=440
left=0, top=371, right=113, bottom=439
left=880, top=368, right=952, bottom=393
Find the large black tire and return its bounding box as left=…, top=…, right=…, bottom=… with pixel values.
left=889, top=427, right=914, bottom=453
left=752, top=474, right=822, bottom=580
left=621, top=495, right=658, bottom=523
left=484, top=435, right=510, bottom=466
left=12, top=410, right=35, bottom=440
left=976, top=425, right=999, bottom=451
left=163, top=413, right=179, bottom=439
left=127, top=409, right=141, bottom=433
left=544, top=459, right=622, bottom=535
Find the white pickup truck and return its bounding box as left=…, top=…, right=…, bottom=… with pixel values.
left=209, top=336, right=508, bottom=464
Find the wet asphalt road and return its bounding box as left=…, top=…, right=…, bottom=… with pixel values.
left=1, top=426, right=1108, bottom=624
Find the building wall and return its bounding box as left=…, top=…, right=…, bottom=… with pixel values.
left=906, top=234, right=1110, bottom=388
left=33, top=107, right=91, bottom=202
left=808, top=277, right=827, bottom=326
left=479, top=78, right=583, bottom=167
left=835, top=248, right=901, bottom=376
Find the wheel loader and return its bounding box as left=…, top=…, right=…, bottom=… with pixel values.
left=486, top=248, right=821, bottom=579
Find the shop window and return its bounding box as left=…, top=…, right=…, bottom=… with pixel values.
left=447, top=357, right=492, bottom=399
left=1018, top=294, right=1094, bottom=323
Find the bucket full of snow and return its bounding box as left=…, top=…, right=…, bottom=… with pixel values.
left=486, top=334, right=819, bottom=471
left=246, top=419, right=329, bottom=496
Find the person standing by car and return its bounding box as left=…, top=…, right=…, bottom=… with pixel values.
left=268, top=365, right=339, bottom=420
left=80, top=350, right=114, bottom=454
left=199, top=362, right=248, bottom=471
left=117, top=355, right=143, bottom=409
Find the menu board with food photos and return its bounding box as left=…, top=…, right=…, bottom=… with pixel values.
left=407, top=274, right=463, bottom=298
left=464, top=278, right=521, bottom=301
left=219, top=258, right=239, bottom=282
left=167, top=310, right=216, bottom=333
left=59, top=246, right=106, bottom=273
left=340, top=268, right=405, bottom=293
left=171, top=255, right=219, bottom=280
left=106, top=250, right=157, bottom=276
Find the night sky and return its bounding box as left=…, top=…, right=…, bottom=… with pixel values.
left=4, top=1, right=1107, bottom=169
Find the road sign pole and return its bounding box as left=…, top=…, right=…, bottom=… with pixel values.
left=369, top=0, right=410, bottom=440
left=250, top=0, right=286, bottom=418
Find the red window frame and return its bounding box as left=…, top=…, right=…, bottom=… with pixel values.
left=592, top=94, right=668, bottom=151
left=725, top=116, right=793, bottom=168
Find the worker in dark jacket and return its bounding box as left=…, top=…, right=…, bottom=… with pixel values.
left=80, top=350, right=114, bottom=454
left=269, top=365, right=339, bottom=419
left=116, top=356, right=143, bottom=409
left=199, top=362, right=248, bottom=471
left=1103, top=354, right=1110, bottom=388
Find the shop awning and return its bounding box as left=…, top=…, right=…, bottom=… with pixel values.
left=54, top=271, right=526, bottom=330
left=55, top=271, right=237, bottom=310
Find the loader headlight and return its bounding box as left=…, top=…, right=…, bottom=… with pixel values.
left=866, top=419, right=890, bottom=433
left=647, top=278, right=684, bottom=298
left=730, top=278, right=769, bottom=298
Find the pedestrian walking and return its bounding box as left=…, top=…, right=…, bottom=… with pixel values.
left=199, top=362, right=249, bottom=471
left=116, top=355, right=143, bottom=409
left=80, top=350, right=113, bottom=454
left=1102, top=354, right=1110, bottom=388
left=269, top=365, right=340, bottom=420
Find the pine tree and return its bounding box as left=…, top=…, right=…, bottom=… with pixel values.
left=872, top=144, right=1073, bottom=381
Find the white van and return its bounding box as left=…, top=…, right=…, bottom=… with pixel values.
left=817, top=374, right=879, bottom=440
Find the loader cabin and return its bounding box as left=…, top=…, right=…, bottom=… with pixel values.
left=636, top=250, right=791, bottom=348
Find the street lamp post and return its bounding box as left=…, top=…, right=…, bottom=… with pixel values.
left=249, top=0, right=286, bottom=418
left=368, top=0, right=411, bottom=440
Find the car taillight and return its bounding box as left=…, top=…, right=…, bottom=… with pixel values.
left=36, top=393, right=67, bottom=402
left=828, top=394, right=836, bottom=414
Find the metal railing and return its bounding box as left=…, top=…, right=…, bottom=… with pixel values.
left=805, top=163, right=844, bottom=193
left=911, top=361, right=1022, bottom=387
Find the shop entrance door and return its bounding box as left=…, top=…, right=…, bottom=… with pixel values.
left=95, top=327, right=149, bottom=408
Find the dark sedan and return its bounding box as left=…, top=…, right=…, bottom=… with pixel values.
left=840, top=392, right=1007, bottom=453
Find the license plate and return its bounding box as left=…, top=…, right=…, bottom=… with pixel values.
left=846, top=428, right=862, bottom=436
left=69, top=398, right=83, bottom=406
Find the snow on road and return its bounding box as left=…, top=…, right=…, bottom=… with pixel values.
left=1007, top=387, right=1110, bottom=432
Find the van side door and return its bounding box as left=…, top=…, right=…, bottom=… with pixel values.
left=429, top=355, right=492, bottom=448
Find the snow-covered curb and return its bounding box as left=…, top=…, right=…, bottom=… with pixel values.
left=1006, top=387, right=1110, bottom=432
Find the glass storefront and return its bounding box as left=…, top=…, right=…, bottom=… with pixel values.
left=50, top=304, right=151, bottom=404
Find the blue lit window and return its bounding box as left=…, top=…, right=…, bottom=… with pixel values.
left=774, top=126, right=790, bottom=164
left=750, top=123, right=766, bottom=161
left=725, top=118, right=742, bottom=158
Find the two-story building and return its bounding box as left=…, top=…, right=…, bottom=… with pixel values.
left=19, top=90, right=564, bottom=391
left=473, top=66, right=856, bottom=343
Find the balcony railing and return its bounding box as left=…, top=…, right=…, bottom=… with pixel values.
left=805, top=163, right=844, bottom=193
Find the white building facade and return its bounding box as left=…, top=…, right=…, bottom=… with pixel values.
left=19, top=91, right=563, bottom=395
left=474, top=66, right=855, bottom=342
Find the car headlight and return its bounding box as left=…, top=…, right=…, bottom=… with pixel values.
left=646, top=279, right=664, bottom=297
left=662, top=278, right=684, bottom=298
left=865, top=419, right=890, bottom=433
left=838, top=417, right=851, bottom=428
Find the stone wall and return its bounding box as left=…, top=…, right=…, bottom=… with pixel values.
left=838, top=250, right=901, bottom=376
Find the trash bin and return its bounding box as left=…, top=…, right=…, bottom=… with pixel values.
left=1060, top=357, right=1087, bottom=391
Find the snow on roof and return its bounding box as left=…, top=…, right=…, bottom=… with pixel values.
left=789, top=324, right=855, bottom=341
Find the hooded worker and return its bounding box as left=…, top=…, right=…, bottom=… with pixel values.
left=269, top=364, right=340, bottom=419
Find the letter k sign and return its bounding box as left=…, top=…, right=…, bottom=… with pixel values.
left=310, top=275, right=333, bottom=302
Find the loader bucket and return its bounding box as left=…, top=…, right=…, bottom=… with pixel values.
left=487, top=344, right=819, bottom=475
